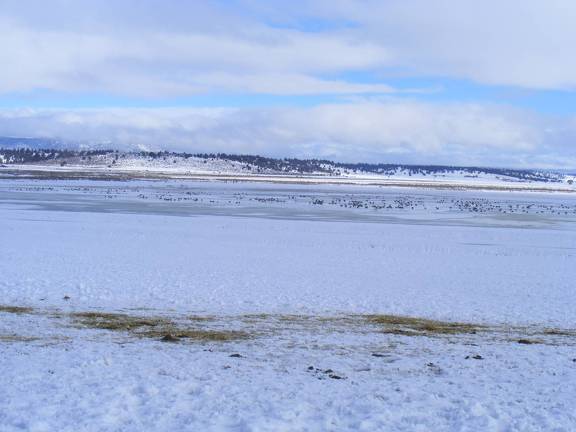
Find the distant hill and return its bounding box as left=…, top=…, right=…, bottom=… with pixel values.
left=1, top=145, right=574, bottom=186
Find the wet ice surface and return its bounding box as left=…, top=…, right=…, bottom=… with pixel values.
left=1, top=179, right=575, bottom=226
left=1, top=179, right=575, bottom=431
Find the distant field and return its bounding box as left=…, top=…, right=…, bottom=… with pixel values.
left=1, top=165, right=575, bottom=193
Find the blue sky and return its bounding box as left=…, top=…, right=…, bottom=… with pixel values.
left=0, top=0, right=575, bottom=167
left=2, top=76, right=575, bottom=116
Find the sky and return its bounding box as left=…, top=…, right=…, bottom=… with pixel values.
left=0, top=0, right=575, bottom=168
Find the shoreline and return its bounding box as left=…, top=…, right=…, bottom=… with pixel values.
left=1, top=165, right=574, bottom=193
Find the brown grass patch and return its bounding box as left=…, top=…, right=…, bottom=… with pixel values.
left=70, top=311, right=169, bottom=331
left=540, top=328, right=576, bottom=337
left=70, top=311, right=250, bottom=342
left=0, top=334, right=40, bottom=343
left=137, top=327, right=250, bottom=342
left=0, top=305, right=34, bottom=314
left=187, top=315, right=217, bottom=322
left=365, top=314, right=485, bottom=336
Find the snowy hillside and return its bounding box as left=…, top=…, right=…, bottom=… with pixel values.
left=1, top=148, right=574, bottom=187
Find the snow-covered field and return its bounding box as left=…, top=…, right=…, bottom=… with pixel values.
left=2, top=153, right=575, bottom=192
left=1, top=179, right=575, bottom=431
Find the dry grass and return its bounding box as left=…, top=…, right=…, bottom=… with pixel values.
left=0, top=305, right=34, bottom=314
left=70, top=311, right=250, bottom=342
left=0, top=334, right=70, bottom=346
left=70, top=311, right=169, bottom=331
left=4, top=306, right=574, bottom=346
left=137, top=327, right=250, bottom=342
left=240, top=313, right=273, bottom=324
left=365, top=314, right=485, bottom=337
left=540, top=328, right=576, bottom=337
left=277, top=314, right=314, bottom=322
left=239, top=313, right=486, bottom=337
left=0, top=334, right=40, bottom=343
left=187, top=315, right=217, bottom=322
left=241, top=313, right=273, bottom=320
left=502, top=326, right=576, bottom=345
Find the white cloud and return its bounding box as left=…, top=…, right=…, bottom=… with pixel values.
left=5, top=0, right=576, bottom=95
left=1, top=102, right=574, bottom=168
left=0, top=13, right=391, bottom=96
left=0, top=0, right=576, bottom=93
left=291, top=0, right=576, bottom=90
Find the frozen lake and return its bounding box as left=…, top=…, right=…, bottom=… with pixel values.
left=1, top=179, right=574, bottom=322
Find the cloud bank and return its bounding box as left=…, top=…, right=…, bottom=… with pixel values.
left=2, top=102, right=574, bottom=168
left=2, top=0, right=576, bottom=95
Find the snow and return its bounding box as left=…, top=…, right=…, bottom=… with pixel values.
left=2, top=151, right=575, bottom=191
left=3, top=163, right=575, bottom=193
left=1, top=179, right=575, bottom=431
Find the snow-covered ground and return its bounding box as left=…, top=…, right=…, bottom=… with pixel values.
left=2, top=151, right=575, bottom=191
left=1, top=179, right=575, bottom=431
left=3, top=163, right=575, bottom=193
